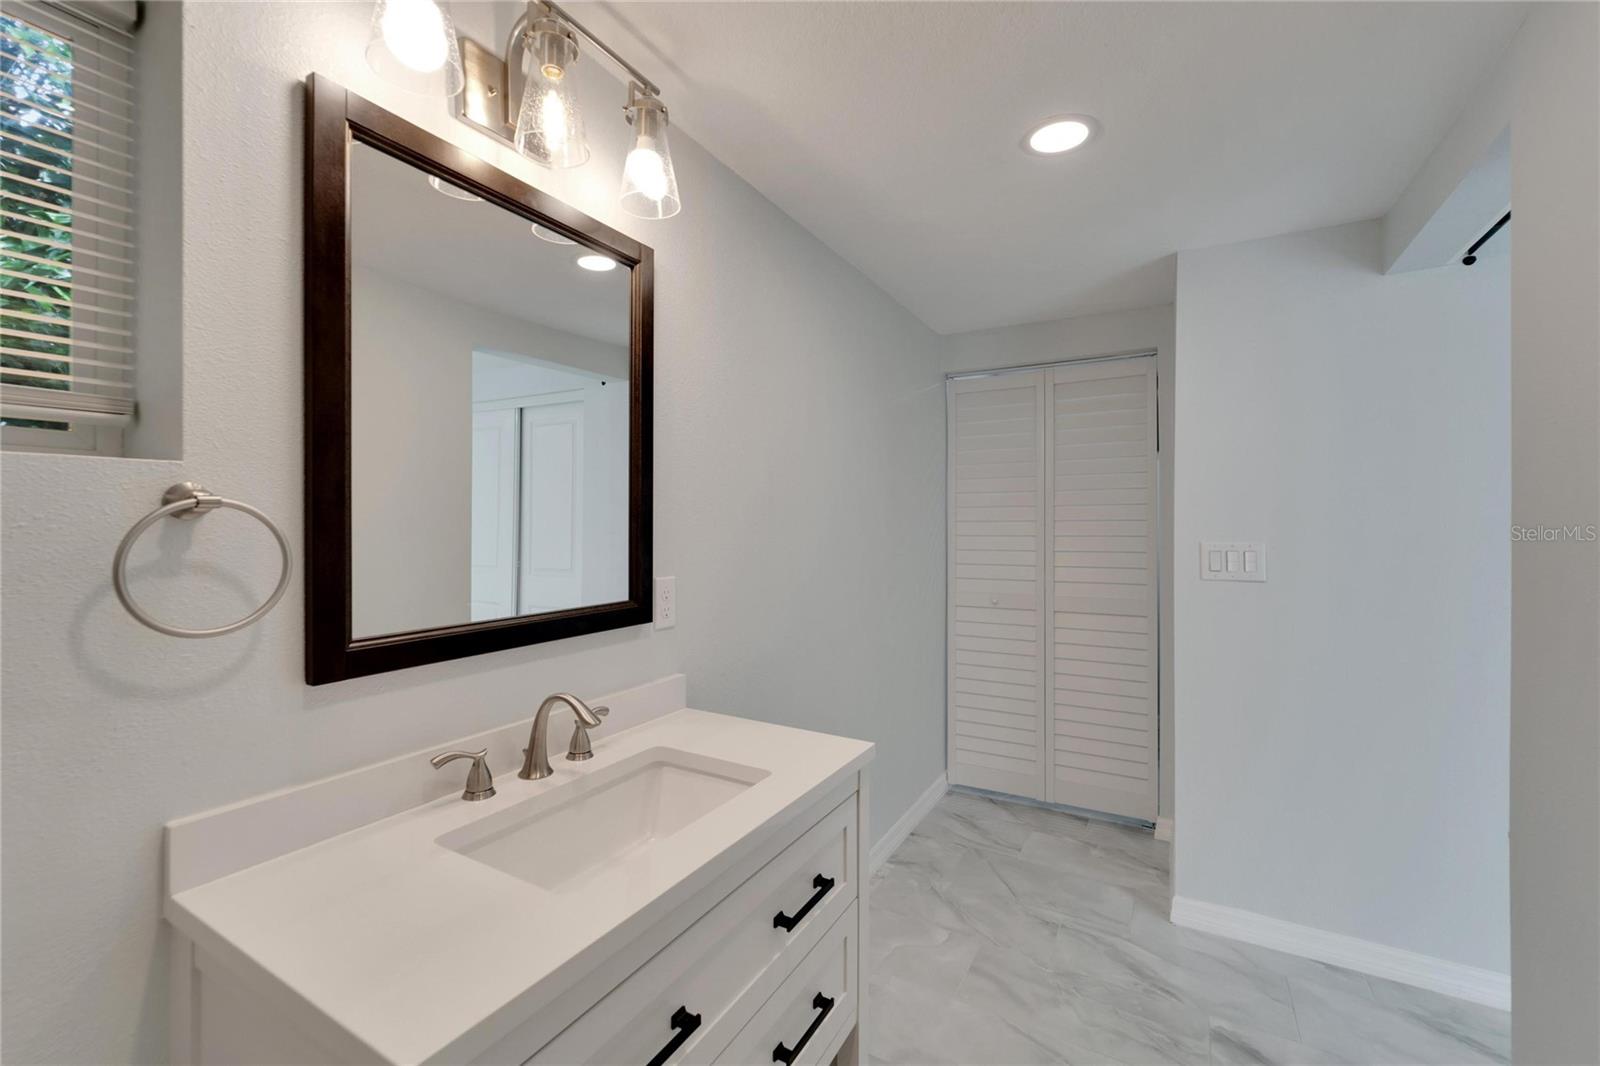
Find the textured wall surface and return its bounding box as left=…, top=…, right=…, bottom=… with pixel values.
left=0, top=4, right=945, bottom=1062
left=1173, top=220, right=1511, bottom=973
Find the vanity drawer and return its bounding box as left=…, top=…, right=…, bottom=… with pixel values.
left=527, top=794, right=858, bottom=1066
left=715, top=902, right=858, bottom=1066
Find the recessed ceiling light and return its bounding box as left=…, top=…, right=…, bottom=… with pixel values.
left=576, top=253, right=617, bottom=272
left=426, top=174, right=481, bottom=201
left=1024, top=115, right=1099, bottom=156
left=532, top=223, right=577, bottom=245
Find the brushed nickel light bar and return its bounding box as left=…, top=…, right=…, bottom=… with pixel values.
left=455, top=1, right=681, bottom=217
left=363, top=0, right=681, bottom=217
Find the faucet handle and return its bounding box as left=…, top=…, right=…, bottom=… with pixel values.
left=431, top=748, right=496, bottom=801
left=566, top=705, right=609, bottom=762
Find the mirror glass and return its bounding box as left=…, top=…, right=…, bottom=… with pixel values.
left=348, top=142, right=632, bottom=639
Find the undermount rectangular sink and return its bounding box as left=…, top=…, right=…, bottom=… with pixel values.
left=438, top=747, right=770, bottom=892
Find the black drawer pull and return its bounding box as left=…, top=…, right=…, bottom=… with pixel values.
left=773, top=874, right=835, bottom=931
left=772, top=992, right=835, bottom=1064
left=645, top=1006, right=701, bottom=1066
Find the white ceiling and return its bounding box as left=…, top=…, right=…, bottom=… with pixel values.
left=568, top=2, right=1526, bottom=334
left=351, top=141, right=632, bottom=345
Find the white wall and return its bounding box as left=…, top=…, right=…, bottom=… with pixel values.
left=1381, top=22, right=1518, bottom=274
left=1505, top=3, right=1600, bottom=1059
left=1172, top=220, right=1510, bottom=974
left=1377, top=2, right=1599, bottom=1044
left=943, top=305, right=1177, bottom=821
left=472, top=353, right=627, bottom=398
left=0, top=4, right=945, bottom=1062
left=352, top=267, right=472, bottom=635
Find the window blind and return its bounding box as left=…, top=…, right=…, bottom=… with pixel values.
left=1, top=0, right=137, bottom=429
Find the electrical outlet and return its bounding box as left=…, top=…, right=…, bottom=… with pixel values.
left=654, top=576, right=676, bottom=629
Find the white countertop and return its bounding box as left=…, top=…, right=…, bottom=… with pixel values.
left=165, top=709, right=873, bottom=1064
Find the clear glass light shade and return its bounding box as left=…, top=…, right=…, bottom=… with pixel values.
left=514, top=35, right=590, bottom=170
left=365, top=0, right=464, bottom=97
left=619, top=104, right=680, bottom=219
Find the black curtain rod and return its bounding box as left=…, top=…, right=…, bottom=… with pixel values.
left=1462, top=211, right=1511, bottom=266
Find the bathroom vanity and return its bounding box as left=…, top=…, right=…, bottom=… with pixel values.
left=164, top=677, right=871, bottom=1064
left=203, top=82, right=874, bottom=1064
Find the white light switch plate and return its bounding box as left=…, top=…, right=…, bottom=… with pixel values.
left=1200, top=541, right=1267, bottom=582
left=654, top=576, right=676, bottom=629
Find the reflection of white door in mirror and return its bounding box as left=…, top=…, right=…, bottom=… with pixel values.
left=520, top=398, right=585, bottom=612
left=469, top=407, right=519, bottom=622
left=470, top=391, right=588, bottom=620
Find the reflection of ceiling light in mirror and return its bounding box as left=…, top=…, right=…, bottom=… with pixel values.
left=532, top=223, right=577, bottom=245
left=1024, top=115, right=1099, bottom=155
left=576, top=254, right=617, bottom=272
left=364, top=0, right=463, bottom=97
left=427, top=174, right=481, bottom=201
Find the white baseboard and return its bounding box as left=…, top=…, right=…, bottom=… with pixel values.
left=1169, top=896, right=1510, bottom=1010
left=869, top=773, right=948, bottom=873
left=1154, top=817, right=1174, bottom=842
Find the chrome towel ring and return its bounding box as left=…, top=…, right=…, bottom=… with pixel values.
left=112, top=481, right=293, bottom=638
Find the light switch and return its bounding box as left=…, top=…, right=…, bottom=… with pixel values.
left=1200, top=542, right=1267, bottom=582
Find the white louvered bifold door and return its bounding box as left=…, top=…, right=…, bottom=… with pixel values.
left=947, top=372, right=1047, bottom=800
left=1046, top=358, right=1157, bottom=820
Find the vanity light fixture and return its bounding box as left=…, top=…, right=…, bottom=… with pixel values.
left=427, top=174, right=482, bottom=201
left=576, top=253, right=618, bottom=272
left=452, top=0, right=684, bottom=217
left=1024, top=115, right=1100, bottom=155
left=364, top=0, right=464, bottom=97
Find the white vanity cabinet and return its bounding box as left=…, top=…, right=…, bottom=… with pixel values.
left=165, top=682, right=872, bottom=1066
left=521, top=792, right=861, bottom=1066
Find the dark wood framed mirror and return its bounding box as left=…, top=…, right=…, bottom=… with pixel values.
left=303, top=74, right=652, bottom=685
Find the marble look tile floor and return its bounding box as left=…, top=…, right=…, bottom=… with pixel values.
left=867, top=790, right=1510, bottom=1066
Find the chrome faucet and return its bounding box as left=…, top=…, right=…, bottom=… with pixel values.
left=520, top=693, right=607, bottom=780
